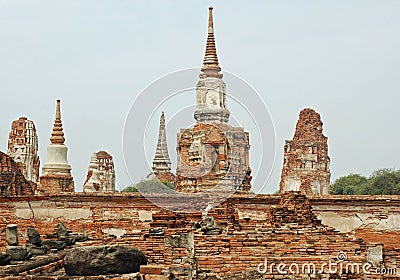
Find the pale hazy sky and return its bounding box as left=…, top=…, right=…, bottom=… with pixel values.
left=1, top=1, right=399, bottom=193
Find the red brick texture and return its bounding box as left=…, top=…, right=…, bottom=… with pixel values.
left=0, top=151, right=34, bottom=196
left=176, top=122, right=251, bottom=193
left=0, top=192, right=398, bottom=278
left=280, top=108, right=331, bottom=195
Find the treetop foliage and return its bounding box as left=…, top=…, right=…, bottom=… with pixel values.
left=330, top=168, right=400, bottom=195
left=121, top=179, right=175, bottom=193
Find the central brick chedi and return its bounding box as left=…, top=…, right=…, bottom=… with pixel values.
left=38, top=100, right=74, bottom=193
left=279, top=108, right=331, bottom=195
left=176, top=7, right=251, bottom=193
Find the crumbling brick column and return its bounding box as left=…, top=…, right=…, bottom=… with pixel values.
left=280, top=108, right=331, bottom=195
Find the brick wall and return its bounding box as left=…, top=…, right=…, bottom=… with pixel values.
left=0, top=192, right=399, bottom=278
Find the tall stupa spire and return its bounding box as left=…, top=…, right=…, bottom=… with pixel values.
left=194, top=6, right=230, bottom=123
left=50, top=100, right=65, bottom=145
left=200, top=6, right=222, bottom=79
left=152, top=112, right=171, bottom=173
left=149, top=112, right=175, bottom=184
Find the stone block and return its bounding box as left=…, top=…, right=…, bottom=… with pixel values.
left=165, top=232, right=194, bottom=250
left=64, top=245, right=147, bottom=276
left=139, top=210, right=153, bottom=222
left=42, top=239, right=66, bottom=251
left=57, top=222, right=68, bottom=237
left=102, top=228, right=127, bottom=239
left=6, top=224, right=18, bottom=246
left=26, top=244, right=47, bottom=255
left=6, top=246, right=29, bottom=261
left=0, top=253, right=11, bottom=266
left=367, top=245, right=383, bottom=267
left=27, top=226, right=41, bottom=246
left=58, top=236, right=76, bottom=246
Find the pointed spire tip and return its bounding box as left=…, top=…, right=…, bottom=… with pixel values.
left=200, top=6, right=222, bottom=79
left=160, top=111, right=165, bottom=126
left=50, top=99, right=65, bottom=145
left=208, top=6, right=214, bottom=33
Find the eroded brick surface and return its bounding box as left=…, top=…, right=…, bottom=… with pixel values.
left=280, top=108, right=331, bottom=195
left=0, top=192, right=398, bottom=279
left=7, top=117, right=40, bottom=184
left=176, top=123, right=251, bottom=193
left=0, top=151, right=34, bottom=196
left=83, top=151, right=115, bottom=193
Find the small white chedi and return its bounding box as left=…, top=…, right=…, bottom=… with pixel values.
left=39, top=100, right=74, bottom=193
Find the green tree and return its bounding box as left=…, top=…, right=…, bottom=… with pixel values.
left=121, top=179, right=175, bottom=193
left=121, top=185, right=139, bottom=193
left=363, top=169, right=400, bottom=195
left=331, top=169, right=400, bottom=195
left=330, top=173, right=367, bottom=194
left=160, top=180, right=175, bottom=191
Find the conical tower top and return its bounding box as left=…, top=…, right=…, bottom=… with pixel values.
left=200, top=6, right=222, bottom=79
left=160, top=111, right=165, bottom=127
left=50, top=100, right=65, bottom=145
left=152, top=112, right=171, bottom=173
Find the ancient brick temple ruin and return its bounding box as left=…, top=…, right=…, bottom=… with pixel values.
left=83, top=151, right=116, bottom=193
left=38, top=100, right=74, bottom=194
left=0, top=6, right=399, bottom=280
left=280, top=108, right=331, bottom=195
left=149, top=112, right=175, bottom=183
left=176, top=7, right=251, bottom=193
left=7, top=117, right=40, bottom=185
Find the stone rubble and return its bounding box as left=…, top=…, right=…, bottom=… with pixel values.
left=0, top=192, right=397, bottom=279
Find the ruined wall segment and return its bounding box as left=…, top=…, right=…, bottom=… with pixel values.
left=280, top=108, right=331, bottom=195
left=38, top=100, right=74, bottom=193
left=0, top=192, right=398, bottom=278
left=83, top=151, right=116, bottom=193
left=0, top=151, right=34, bottom=196
left=7, top=117, right=40, bottom=184
left=176, top=7, right=251, bottom=193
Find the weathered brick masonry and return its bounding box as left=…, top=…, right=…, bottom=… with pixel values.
left=0, top=151, right=34, bottom=196
left=0, top=192, right=399, bottom=278
left=7, top=117, right=40, bottom=184
left=83, top=150, right=116, bottom=193
left=280, top=108, right=331, bottom=195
